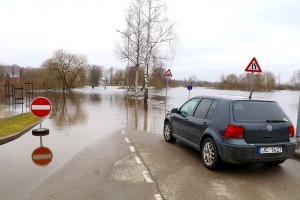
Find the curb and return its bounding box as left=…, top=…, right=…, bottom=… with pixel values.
left=0, top=121, right=41, bottom=145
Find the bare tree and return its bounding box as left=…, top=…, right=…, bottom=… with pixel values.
left=88, top=65, right=103, bottom=87
left=107, top=67, right=115, bottom=85
left=290, top=70, right=300, bottom=90
left=217, top=71, right=277, bottom=91
left=112, top=69, right=126, bottom=86
left=116, top=0, right=177, bottom=100
left=116, top=0, right=144, bottom=98
left=142, top=0, right=177, bottom=100
left=42, top=49, right=88, bottom=92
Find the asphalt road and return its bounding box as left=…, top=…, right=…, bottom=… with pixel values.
left=25, top=127, right=300, bottom=200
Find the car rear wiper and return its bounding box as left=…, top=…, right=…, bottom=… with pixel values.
left=266, top=119, right=287, bottom=123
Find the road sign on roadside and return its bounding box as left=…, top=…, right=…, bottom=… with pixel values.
left=164, top=69, right=172, bottom=77
left=187, top=85, right=193, bottom=91
left=30, top=97, right=52, bottom=118
left=245, top=57, right=262, bottom=72
left=31, top=146, right=53, bottom=166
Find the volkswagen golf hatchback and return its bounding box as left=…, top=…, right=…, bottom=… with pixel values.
left=163, top=95, right=297, bottom=170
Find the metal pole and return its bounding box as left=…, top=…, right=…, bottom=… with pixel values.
left=116, top=29, right=130, bottom=93
left=127, top=33, right=130, bottom=93
left=165, top=77, right=169, bottom=116
left=249, top=72, right=254, bottom=99
left=296, top=94, right=300, bottom=138
left=40, top=136, right=43, bottom=147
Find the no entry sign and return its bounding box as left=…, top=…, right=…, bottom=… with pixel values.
left=32, top=146, right=53, bottom=166
left=30, top=97, right=52, bottom=118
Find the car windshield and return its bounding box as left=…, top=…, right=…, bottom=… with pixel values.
left=233, top=100, right=289, bottom=123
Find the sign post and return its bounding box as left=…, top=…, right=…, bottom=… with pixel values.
left=164, top=69, right=172, bottom=116
left=31, top=97, right=52, bottom=135
left=297, top=95, right=300, bottom=138
left=245, top=57, right=262, bottom=99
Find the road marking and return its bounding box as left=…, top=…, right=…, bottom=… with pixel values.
left=125, top=137, right=130, bottom=143
left=154, top=194, right=163, bottom=200
left=121, top=130, right=127, bottom=135
left=135, top=156, right=142, bottom=164
left=142, top=171, right=153, bottom=183
left=129, top=146, right=135, bottom=153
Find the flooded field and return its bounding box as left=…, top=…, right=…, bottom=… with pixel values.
left=0, top=86, right=299, bottom=199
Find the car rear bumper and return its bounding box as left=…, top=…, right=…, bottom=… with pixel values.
left=220, top=142, right=297, bottom=164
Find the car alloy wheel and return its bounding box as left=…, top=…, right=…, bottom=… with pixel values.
left=202, top=138, right=220, bottom=170
left=203, top=142, right=214, bottom=165
left=164, top=122, right=176, bottom=143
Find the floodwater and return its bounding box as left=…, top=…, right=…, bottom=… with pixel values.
left=0, top=86, right=299, bottom=199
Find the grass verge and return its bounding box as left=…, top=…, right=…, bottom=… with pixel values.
left=0, top=112, right=40, bottom=138
left=0, top=104, right=7, bottom=110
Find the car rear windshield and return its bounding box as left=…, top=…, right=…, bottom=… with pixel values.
left=233, top=100, right=289, bottom=123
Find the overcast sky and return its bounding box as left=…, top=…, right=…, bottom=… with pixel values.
left=0, top=0, right=300, bottom=83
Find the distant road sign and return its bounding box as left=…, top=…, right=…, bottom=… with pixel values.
left=245, top=57, right=262, bottom=72
left=30, top=97, right=52, bottom=118
left=32, top=146, right=53, bottom=166
left=164, top=69, right=172, bottom=77
left=187, top=85, right=193, bottom=90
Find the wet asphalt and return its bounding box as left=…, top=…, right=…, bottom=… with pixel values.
left=23, top=127, right=300, bottom=200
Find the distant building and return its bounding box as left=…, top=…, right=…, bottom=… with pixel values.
left=1, top=65, right=21, bottom=84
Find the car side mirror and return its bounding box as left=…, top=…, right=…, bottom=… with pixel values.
left=171, top=108, right=178, bottom=113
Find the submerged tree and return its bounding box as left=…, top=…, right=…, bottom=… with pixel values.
left=116, top=0, right=178, bottom=100
left=88, top=65, right=104, bottom=86
left=217, top=71, right=277, bottom=91
left=42, top=49, right=88, bottom=92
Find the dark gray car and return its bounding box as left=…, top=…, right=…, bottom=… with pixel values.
left=163, top=95, right=297, bottom=170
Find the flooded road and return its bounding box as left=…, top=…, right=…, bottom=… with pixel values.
left=0, top=86, right=299, bottom=199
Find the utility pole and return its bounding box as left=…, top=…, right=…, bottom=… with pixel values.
left=116, top=29, right=130, bottom=94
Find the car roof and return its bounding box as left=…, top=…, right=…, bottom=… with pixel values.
left=191, top=95, right=274, bottom=102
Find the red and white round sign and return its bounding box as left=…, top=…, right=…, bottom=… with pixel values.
left=30, top=97, right=52, bottom=118
left=32, top=146, right=53, bottom=166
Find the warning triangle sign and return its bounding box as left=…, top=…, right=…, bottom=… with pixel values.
left=164, top=69, right=172, bottom=77
left=245, top=57, right=262, bottom=72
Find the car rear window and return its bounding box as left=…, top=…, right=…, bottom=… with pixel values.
left=233, top=100, right=289, bottom=123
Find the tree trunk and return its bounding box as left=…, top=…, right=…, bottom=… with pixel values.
left=135, top=68, right=139, bottom=99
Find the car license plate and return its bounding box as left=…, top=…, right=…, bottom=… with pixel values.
left=258, top=147, right=282, bottom=154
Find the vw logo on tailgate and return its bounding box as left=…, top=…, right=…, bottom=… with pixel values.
left=267, top=125, right=273, bottom=132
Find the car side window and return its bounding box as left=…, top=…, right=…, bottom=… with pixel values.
left=179, top=98, right=200, bottom=117
left=194, top=99, right=214, bottom=119
left=206, top=100, right=218, bottom=119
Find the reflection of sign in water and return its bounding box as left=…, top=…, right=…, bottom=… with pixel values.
left=32, top=146, right=53, bottom=166
left=30, top=97, right=52, bottom=118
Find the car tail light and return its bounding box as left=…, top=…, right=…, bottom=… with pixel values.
left=223, top=125, right=244, bottom=139
left=289, top=125, right=295, bottom=137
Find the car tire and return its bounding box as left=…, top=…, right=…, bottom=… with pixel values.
left=201, top=138, right=220, bottom=170
left=32, top=128, right=49, bottom=136
left=164, top=121, right=176, bottom=143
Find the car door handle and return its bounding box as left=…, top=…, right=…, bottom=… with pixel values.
left=202, top=122, right=208, bottom=127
